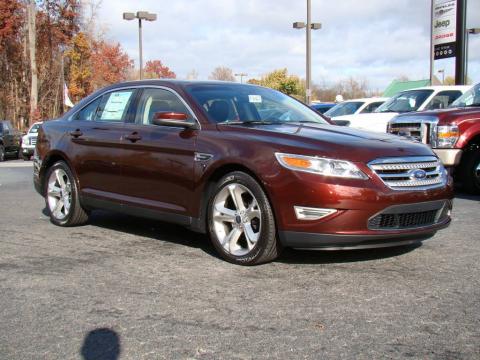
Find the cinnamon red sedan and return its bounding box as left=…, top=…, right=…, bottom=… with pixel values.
left=34, top=81, right=453, bottom=265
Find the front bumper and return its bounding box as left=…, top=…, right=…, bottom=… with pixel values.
left=279, top=229, right=442, bottom=250
left=269, top=164, right=453, bottom=249
left=278, top=199, right=451, bottom=249
left=433, top=148, right=462, bottom=166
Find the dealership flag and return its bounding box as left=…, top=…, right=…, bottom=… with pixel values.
left=64, top=83, right=74, bottom=108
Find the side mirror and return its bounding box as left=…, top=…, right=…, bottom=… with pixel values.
left=152, top=112, right=197, bottom=129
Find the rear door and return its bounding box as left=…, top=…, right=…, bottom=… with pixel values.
left=117, top=87, right=198, bottom=218
left=68, top=88, right=137, bottom=200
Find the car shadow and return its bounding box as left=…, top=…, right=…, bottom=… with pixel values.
left=454, top=191, right=480, bottom=202
left=278, top=243, right=422, bottom=265
left=87, top=210, right=219, bottom=258
left=78, top=209, right=421, bottom=265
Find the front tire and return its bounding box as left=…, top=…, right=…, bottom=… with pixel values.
left=0, top=145, right=5, bottom=162
left=44, top=161, right=89, bottom=226
left=459, top=150, right=480, bottom=194
left=207, top=171, right=281, bottom=265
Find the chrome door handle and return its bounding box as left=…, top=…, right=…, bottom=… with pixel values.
left=69, top=129, right=83, bottom=138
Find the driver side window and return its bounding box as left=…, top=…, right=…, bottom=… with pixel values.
left=136, top=88, right=193, bottom=125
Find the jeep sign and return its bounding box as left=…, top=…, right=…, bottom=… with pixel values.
left=432, top=0, right=457, bottom=60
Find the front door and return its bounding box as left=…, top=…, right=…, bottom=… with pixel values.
left=118, top=87, right=198, bottom=218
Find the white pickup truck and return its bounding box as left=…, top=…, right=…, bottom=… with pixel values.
left=331, top=86, right=471, bottom=132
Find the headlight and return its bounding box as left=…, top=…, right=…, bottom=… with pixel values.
left=275, top=153, right=368, bottom=179
left=435, top=125, right=459, bottom=148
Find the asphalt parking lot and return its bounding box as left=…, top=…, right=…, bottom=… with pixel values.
left=0, top=160, right=479, bottom=359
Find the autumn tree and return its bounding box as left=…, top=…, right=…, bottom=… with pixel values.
left=0, top=0, right=25, bottom=128
left=209, top=66, right=235, bottom=81
left=65, top=32, right=92, bottom=101
left=248, top=69, right=304, bottom=98
left=144, top=60, right=176, bottom=79
left=91, top=40, right=133, bottom=89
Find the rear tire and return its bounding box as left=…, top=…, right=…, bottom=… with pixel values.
left=207, top=171, right=281, bottom=265
left=23, top=154, right=30, bottom=161
left=459, top=150, right=480, bottom=194
left=0, top=145, right=5, bottom=162
left=44, top=161, right=89, bottom=226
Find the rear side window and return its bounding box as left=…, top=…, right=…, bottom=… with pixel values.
left=96, top=90, right=135, bottom=122
left=74, top=97, right=102, bottom=121
left=425, top=91, right=462, bottom=110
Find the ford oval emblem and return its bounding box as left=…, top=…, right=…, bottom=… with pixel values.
left=412, top=169, right=427, bottom=180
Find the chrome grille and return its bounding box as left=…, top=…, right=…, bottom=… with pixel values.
left=369, top=156, right=446, bottom=190
left=389, top=122, right=423, bottom=142
left=30, top=137, right=37, bottom=145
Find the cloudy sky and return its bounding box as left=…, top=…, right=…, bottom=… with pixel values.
left=93, top=0, right=480, bottom=91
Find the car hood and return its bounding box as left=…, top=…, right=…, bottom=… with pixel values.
left=219, top=123, right=434, bottom=163
left=332, top=112, right=399, bottom=131
left=396, top=106, right=480, bottom=118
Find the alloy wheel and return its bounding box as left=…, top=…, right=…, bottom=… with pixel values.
left=212, top=183, right=262, bottom=256
left=47, top=168, right=72, bottom=220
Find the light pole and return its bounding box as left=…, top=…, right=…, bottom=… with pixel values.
left=235, top=73, right=248, bottom=83
left=437, top=69, right=445, bottom=84
left=466, top=28, right=480, bottom=84
left=293, top=0, right=321, bottom=105
left=123, top=11, right=157, bottom=80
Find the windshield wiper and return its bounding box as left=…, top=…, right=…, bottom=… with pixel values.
left=218, top=120, right=281, bottom=125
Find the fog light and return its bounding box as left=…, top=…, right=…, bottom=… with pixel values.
left=294, top=206, right=337, bottom=220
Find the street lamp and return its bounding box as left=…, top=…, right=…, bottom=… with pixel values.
left=123, top=11, right=157, bottom=80
left=293, top=0, right=321, bottom=105
left=438, top=69, right=445, bottom=84
left=465, top=28, right=480, bottom=84
left=235, top=73, right=248, bottom=83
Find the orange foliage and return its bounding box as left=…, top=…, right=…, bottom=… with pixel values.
left=91, top=40, right=134, bottom=88
left=144, top=60, right=176, bottom=79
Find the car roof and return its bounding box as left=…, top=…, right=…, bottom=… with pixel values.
left=110, top=79, right=255, bottom=88
left=399, top=85, right=471, bottom=92
left=341, top=97, right=389, bottom=103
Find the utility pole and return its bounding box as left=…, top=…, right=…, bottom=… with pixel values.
left=455, top=0, right=467, bottom=85
left=235, top=73, right=248, bottom=83
left=123, top=11, right=157, bottom=80
left=27, top=0, right=38, bottom=126
left=293, top=0, right=321, bottom=105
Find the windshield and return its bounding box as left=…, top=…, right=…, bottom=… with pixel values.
left=184, top=84, right=328, bottom=125
left=376, top=89, right=434, bottom=113
left=449, top=84, right=480, bottom=108
left=324, top=101, right=364, bottom=117
left=29, top=124, right=40, bottom=134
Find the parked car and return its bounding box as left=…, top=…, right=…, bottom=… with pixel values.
left=34, top=80, right=453, bottom=265
left=337, top=86, right=470, bottom=132
left=324, top=97, right=388, bottom=119
left=21, top=122, right=43, bottom=160
left=388, top=82, right=480, bottom=194
left=0, top=120, right=21, bottom=161
left=310, top=102, right=335, bottom=114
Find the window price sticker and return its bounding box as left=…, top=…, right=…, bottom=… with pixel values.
left=248, top=95, right=262, bottom=103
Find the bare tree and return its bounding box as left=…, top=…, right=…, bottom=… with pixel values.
left=209, top=66, right=235, bottom=81
left=186, top=69, right=198, bottom=80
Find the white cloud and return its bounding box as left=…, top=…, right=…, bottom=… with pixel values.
left=95, top=0, right=480, bottom=89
